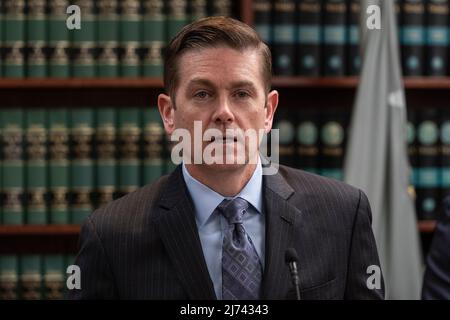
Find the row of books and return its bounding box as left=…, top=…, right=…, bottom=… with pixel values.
left=0, top=106, right=447, bottom=225
left=274, top=107, right=450, bottom=221
left=0, top=254, right=73, bottom=300
left=0, top=107, right=172, bottom=225
left=0, top=0, right=233, bottom=78
left=256, top=0, right=450, bottom=77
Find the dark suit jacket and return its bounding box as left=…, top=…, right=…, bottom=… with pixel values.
left=67, top=165, right=385, bottom=299
left=422, top=197, right=450, bottom=299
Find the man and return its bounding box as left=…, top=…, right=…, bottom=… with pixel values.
left=68, top=17, right=384, bottom=300
left=422, top=196, right=450, bottom=299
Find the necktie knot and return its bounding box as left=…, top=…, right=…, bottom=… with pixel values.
left=217, top=197, right=249, bottom=225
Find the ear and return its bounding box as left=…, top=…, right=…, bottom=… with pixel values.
left=264, top=90, right=279, bottom=133
left=158, top=93, right=175, bottom=135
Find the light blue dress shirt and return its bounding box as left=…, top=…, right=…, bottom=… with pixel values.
left=182, top=160, right=265, bottom=300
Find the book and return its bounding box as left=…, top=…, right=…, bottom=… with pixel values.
left=118, top=108, right=142, bottom=197
left=0, top=110, right=25, bottom=225
left=347, top=0, right=361, bottom=75
left=95, top=108, right=117, bottom=207
left=441, top=109, right=450, bottom=199
left=26, top=0, right=47, bottom=77
left=319, top=109, right=348, bottom=181
left=416, top=108, right=440, bottom=220
left=253, top=0, right=272, bottom=51
left=274, top=109, right=296, bottom=167
left=70, top=109, right=94, bottom=224
left=296, top=108, right=320, bottom=173
left=166, top=0, right=189, bottom=41
left=322, top=0, right=347, bottom=76
left=25, top=110, right=48, bottom=224
left=48, top=0, right=70, bottom=77
left=0, top=255, right=19, bottom=299
left=142, top=0, right=165, bottom=77
left=189, top=0, right=208, bottom=22
left=401, top=0, right=425, bottom=76
left=143, top=108, right=164, bottom=184
left=120, top=0, right=142, bottom=77
left=97, top=0, right=119, bottom=77
left=425, top=0, right=448, bottom=76
left=3, top=0, right=26, bottom=77
left=297, top=0, right=321, bottom=76
left=208, top=0, right=232, bottom=16
left=272, top=0, right=296, bottom=76
left=20, top=255, right=42, bottom=299
left=48, top=109, right=70, bottom=224
left=71, top=0, right=96, bottom=77
left=43, top=255, right=65, bottom=299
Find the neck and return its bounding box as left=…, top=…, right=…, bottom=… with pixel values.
left=185, top=162, right=258, bottom=197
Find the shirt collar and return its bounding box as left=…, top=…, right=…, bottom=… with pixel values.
left=182, top=158, right=263, bottom=227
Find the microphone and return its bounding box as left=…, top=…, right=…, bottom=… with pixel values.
left=285, top=248, right=301, bottom=300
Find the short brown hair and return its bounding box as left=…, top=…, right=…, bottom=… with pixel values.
left=163, top=16, right=272, bottom=99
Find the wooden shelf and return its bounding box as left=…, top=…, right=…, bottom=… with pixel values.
left=418, top=220, right=437, bottom=234
left=0, top=225, right=80, bottom=236
left=0, top=77, right=164, bottom=89
left=0, top=77, right=450, bottom=90
left=0, top=225, right=80, bottom=254
left=0, top=220, right=436, bottom=254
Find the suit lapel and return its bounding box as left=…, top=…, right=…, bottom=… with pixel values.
left=262, top=171, right=302, bottom=299
left=154, top=165, right=216, bottom=300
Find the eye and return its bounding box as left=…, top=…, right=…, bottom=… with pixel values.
left=194, top=91, right=210, bottom=99
left=235, top=90, right=250, bottom=99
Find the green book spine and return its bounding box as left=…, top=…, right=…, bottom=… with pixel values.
left=0, top=255, right=19, bottom=299
left=142, top=0, right=165, bottom=77
left=1, top=110, right=25, bottom=225
left=166, top=0, right=188, bottom=41
left=26, top=0, right=47, bottom=77
left=43, top=255, right=65, bottom=299
left=20, top=255, right=42, bottom=300
left=3, top=0, right=25, bottom=77
left=207, top=0, right=232, bottom=16
left=25, top=110, right=48, bottom=224
left=48, top=0, right=70, bottom=77
left=189, top=0, right=208, bottom=22
left=118, top=108, right=141, bottom=196
left=71, top=0, right=96, bottom=77
left=70, top=109, right=94, bottom=224
left=96, top=109, right=117, bottom=207
left=143, top=108, right=164, bottom=184
left=407, top=108, right=418, bottom=189
left=97, top=0, right=119, bottom=77
left=120, top=0, right=141, bottom=77
left=48, top=110, right=70, bottom=224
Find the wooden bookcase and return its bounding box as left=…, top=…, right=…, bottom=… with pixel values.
left=0, top=0, right=444, bottom=254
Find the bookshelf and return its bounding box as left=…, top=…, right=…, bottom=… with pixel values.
left=0, top=0, right=444, bottom=256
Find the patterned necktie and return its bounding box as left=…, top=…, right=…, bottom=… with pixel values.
left=217, top=197, right=262, bottom=300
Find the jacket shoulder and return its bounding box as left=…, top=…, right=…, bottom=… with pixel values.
left=86, top=174, right=170, bottom=232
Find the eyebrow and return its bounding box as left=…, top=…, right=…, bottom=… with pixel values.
left=186, top=78, right=257, bottom=91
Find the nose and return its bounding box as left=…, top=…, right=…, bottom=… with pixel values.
left=213, top=96, right=235, bottom=126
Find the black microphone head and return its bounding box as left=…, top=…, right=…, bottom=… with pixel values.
left=285, top=248, right=299, bottom=264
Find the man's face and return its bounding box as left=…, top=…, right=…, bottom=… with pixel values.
left=158, top=46, right=278, bottom=172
